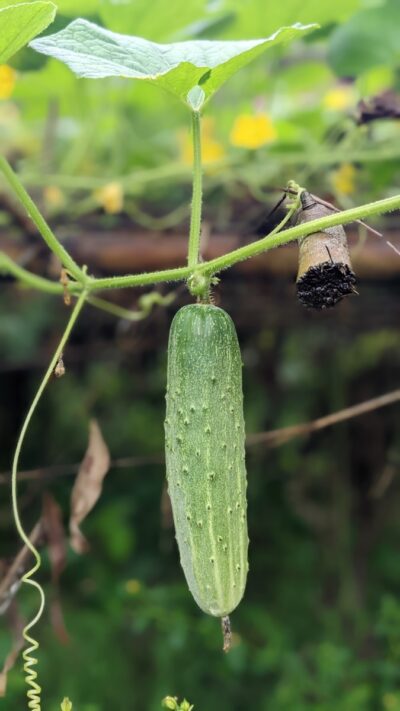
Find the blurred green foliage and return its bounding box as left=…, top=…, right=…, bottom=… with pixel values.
left=1, top=0, right=399, bottom=230
left=1, top=277, right=399, bottom=709
left=1, top=1, right=400, bottom=709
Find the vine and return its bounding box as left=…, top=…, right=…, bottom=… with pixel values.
left=187, top=109, right=203, bottom=271
left=1, top=157, right=399, bottom=299
left=10, top=289, right=87, bottom=710
left=1, top=43, right=400, bottom=711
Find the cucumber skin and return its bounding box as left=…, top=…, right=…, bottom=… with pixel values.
left=165, top=304, right=248, bottom=617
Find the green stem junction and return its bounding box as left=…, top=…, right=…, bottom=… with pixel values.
left=0, top=156, right=399, bottom=298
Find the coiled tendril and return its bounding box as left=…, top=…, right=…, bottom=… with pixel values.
left=11, top=291, right=87, bottom=709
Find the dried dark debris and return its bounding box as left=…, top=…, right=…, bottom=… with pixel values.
left=297, top=261, right=357, bottom=309
left=356, top=90, right=400, bottom=125
left=294, top=191, right=357, bottom=310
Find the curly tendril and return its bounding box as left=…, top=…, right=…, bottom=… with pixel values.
left=11, top=290, right=87, bottom=710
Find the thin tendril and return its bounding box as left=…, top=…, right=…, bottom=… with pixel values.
left=11, top=289, right=87, bottom=710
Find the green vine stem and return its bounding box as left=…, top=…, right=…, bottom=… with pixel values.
left=1, top=159, right=399, bottom=295
left=0, top=156, right=85, bottom=283
left=187, top=110, right=203, bottom=269
left=0, top=252, right=172, bottom=321
left=198, top=192, right=400, bottom=277
left=11, top=288, right=87, bottom=711
left=0, top=252, right=63, bottom=294
left=88, top=192, right=400, bottom=291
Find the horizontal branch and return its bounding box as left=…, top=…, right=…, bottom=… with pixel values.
left=87, top=193, right=400, bottom=291
left=0, top=522, right=43, bottom=613
left=0, top=253, right=161, bottom=320
left=1, top=389, right=398, bottom=486
left=247, top=389, right=400, bottom=447
left=0, top=253, right=63, bottom=294
left=199, top=194, right=400, bottom=276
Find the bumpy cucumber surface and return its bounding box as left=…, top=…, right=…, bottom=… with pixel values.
left=165, top=304, right=248, bottom=617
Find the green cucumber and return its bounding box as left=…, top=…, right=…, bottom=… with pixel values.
left=165, top=304, right=248, bottom=617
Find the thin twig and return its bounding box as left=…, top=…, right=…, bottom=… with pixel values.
left=283, top=186, right=384, bottom=238
left=369, top=464, right=397, bottom=499
left=0, top=522, right=43, bottom=614
left=0, top=455, right=164, bottom=485
left=247, top=389, right=400, bottom=447
left=1, top=391, right=398, bottom=485
left=284, top=186, right=400, bottom=260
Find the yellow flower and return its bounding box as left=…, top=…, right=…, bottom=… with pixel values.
left=229, top=113, right=277, bottom=149
left=178, top=117, right=225, bottom=165
left=323, top=85, right=354, bottom=111
left=125, top=578, right=141, bottom=595
left=331, top=163, right=356, bottom=196
left=43, top=186, right=65, bottom=210
left=60, top=698, right=73, bottom=711
left=0, top=65, right=16, bottom=100
left=94, top=181, right=124, bottom=214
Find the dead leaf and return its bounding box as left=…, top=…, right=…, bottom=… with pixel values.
left=42, top=493, right=67, bottom=584
left=69, top=420, right=110, bottom=554
left=0, top=522, right=43, bottom=616
left=42, top=493, right=70, bottom=644
left=0, top=602, right=24, bottom=697
left=0, top=638, right=23, bottom=696
left=49, top=597, right=70, bottom=645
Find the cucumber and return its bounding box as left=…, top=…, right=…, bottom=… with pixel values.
left=165, top=304, right=248, bottom=617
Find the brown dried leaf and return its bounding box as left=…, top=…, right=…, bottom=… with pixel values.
left=42, top=493, right=70, bottom=643
left=42, top=492, right=67, bottom=584
left=0, top=602, right=24, bottom=697
left=50, top=597, right=70, bottom=645
left=69, top=420, right=110, bottom=554
left=0, top=522, right=43, bottom=616
left=0, top=638, right=23, bottom=696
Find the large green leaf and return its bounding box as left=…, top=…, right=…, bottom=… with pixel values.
left=29, top=18, right=317, bottom=107
left=328, top=0, right=400, bottom=77
left=0, top=0, right=56, bottom=64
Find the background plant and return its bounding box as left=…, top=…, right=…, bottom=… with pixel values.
left=1, top=1, right=400, bottom=709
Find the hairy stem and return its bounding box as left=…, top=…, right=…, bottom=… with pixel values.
left=187, top=111, right=203, bottom=268
left=2, top=173, right=399, bottom=295
left=0, top=156, right=85, bottom=282
left=88, top=193, right=400, bottom=291
left=198, top=193, right=400, bottom=276
left=0, top=253, right=151, bottom=320
left=87, top=265, right=192, bottom=291
left=0, top=252, right=63, bottom=294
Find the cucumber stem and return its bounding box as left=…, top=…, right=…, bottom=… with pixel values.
left=221, top=615, right=232, bottom=653
left=187, top=110, right=203, bottom=269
